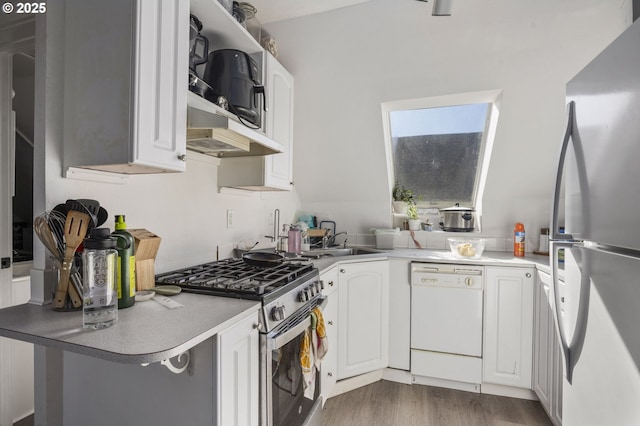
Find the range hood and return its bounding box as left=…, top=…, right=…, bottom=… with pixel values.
left=186, top=92, right=283, bottom=157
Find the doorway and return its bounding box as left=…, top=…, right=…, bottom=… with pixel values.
left=0, top=14, right=36, bottom=426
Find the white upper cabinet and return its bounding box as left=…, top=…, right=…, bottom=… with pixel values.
left=217, top=53, right=294, bottom=190
left=62, top=0, right=188, bottom=174
left=263, top=53, right=294, bottom=190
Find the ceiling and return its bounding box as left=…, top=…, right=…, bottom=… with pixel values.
left=247, top=0, right=371, bottom=24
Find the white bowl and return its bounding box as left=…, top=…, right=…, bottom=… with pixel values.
left=447, top=237, right=486, bottom=259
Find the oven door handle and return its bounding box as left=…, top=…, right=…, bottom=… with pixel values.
left=267, top=297, right=328, bottom=350
left=269, top=316, right=312, bottom=350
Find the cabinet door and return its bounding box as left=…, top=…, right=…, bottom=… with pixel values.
left=263, top=53, right=294, bottom=190
left=483, top=266, right=534, bottom=388
left=63, top=0, right=187, bottom=174
left=217, top=313, right=259, bottom=426
left=134, top=0, right=188, bottom=172
left=320, top=266, right=339, bottom=404
left=9, top=277, right=33, bottom=424
left=388, top=259, right=410, bottom=370
left=338, top=261, right=389, bottom=380
left=536, top=270, right=563, bottom=425
left=533, top=273, right=553, bottom=412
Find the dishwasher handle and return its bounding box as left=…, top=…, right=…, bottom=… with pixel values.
left=411, top=263, right=483, bottom=275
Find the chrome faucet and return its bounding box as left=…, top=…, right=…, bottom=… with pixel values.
left=322, top=232, right=348, bottom=249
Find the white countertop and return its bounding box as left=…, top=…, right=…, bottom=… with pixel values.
left=0, top=292, right=259, bottom=364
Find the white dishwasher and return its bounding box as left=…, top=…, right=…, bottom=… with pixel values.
left=410, top=262, right=484, bottom=391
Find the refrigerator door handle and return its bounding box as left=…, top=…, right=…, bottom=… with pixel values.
left=551, top=101, right=576, bottom=241
left=551, top=240, right=590, bottom=384
left=550, top=240, right=572, bottom=382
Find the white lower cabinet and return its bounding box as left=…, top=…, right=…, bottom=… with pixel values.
left=483, top=266, right=534, bottom=389
left=388, top=259, right=411, bottom=370
left=534, top=270, right=563, bottom=425
left=8, top=276, right=33, bottom=424
left=337, top=260, right=389, bottom=380
left=216, top=313, right=260, bottom=426
left=320, top=266, right=339, bottom=404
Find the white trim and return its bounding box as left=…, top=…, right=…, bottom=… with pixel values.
left=412, top=374, right=481, bottom=393
left=382, top=367, right=412, bottom=384
left=0, top=16, right=35, bottom=54
left=329, top=370, right=384, bottom=398
left=382, top=89, right=503, bottom=112
left=186, top=149, right=222, bottom=166
left=65, top=167, right=130, bottom=184
left=218, top=187, right=258, bottom=198
left=0, top=50, right=14, bottom=426
left=481, top=382, right=539, bottom=400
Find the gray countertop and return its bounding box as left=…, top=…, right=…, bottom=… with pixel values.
left=0, top=249, right=552, bottom=365
left=0, top=292, right=259, bottom=364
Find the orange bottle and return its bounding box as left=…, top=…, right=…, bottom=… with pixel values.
left=514, top=223, right=525, bottom=257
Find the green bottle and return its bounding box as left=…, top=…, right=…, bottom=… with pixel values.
left=112, top=215, right=136, bottom=309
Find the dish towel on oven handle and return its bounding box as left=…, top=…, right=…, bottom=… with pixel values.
left=300, top=306, right=329, bottom=399
left=300, top=328, right=316, bottom=399
left=312, top=306, right=329, bottom=366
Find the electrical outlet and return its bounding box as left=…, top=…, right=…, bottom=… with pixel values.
left=226, top=209, right=234, bottom=228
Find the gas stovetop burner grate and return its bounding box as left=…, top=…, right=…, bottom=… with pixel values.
left=155, top=257, right=315, bottom=299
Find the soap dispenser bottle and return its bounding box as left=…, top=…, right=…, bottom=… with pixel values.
left=287, top=225, right=301, bottom=255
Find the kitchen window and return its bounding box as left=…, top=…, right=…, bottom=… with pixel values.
left=382, top=91, right=501, bottom=216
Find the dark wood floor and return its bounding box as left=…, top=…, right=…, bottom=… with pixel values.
left=322, top=380, right=552, bottom=426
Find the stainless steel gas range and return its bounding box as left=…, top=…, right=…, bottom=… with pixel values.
left=156, top=258, right=324, bottom=426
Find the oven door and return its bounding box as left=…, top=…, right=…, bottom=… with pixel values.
left=261, top=298, right=326, bottom=426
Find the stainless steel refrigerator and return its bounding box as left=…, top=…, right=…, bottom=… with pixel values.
left=550, top=18, right=640, bottom=425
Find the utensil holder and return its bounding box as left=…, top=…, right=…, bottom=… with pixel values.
left=51, top=256, right=83, bottom=311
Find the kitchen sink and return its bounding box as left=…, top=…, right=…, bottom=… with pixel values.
left=300, top=247, right=386, bottom=258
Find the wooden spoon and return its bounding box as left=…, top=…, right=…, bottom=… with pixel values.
left=53, top=211, right=90, bottom=309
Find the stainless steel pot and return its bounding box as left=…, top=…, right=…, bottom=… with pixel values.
left=439, top=203, right=476, bottom=232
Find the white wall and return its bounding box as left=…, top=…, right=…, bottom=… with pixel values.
left=264, top=0, right=631, bottom=238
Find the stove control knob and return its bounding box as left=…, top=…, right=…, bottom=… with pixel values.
left=298, top=290, right=309, bottom=302
left=271, top=305, right=286, bottom=321
left=309, top=286, right=316, bottom=297
left=319, top=280, right=325, bottom=290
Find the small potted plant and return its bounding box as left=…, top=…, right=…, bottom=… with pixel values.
left=392, top=181, right=414, bottom=214
left=407, top=203, right=422, bottom=231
